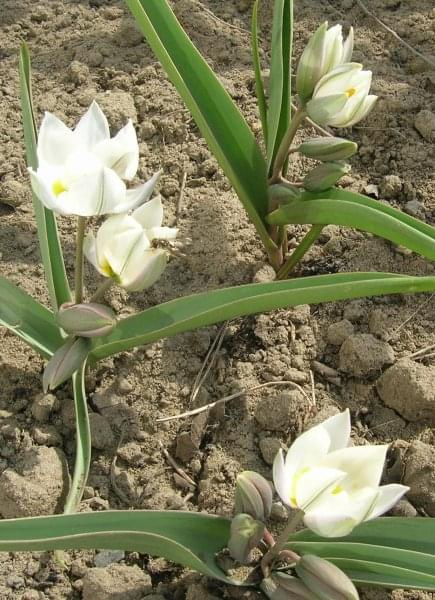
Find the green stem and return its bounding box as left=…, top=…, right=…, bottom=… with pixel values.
left=261, top=509, right=304, bottom=577
left=63, top=362, right=91, bottom=514
left=90, top=279, right=113, bottom=303
left=277, top=224, right=324, bottom=279
left=75, top=217, right=87, bottom=304
left=270, top=107, right=306, bottom=183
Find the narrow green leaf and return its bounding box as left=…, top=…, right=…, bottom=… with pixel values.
left=0, top=276, right=63, bottom=358
left=90, top=273, right=435, bottom=361
left=268, top=196, right=435, bottom=260
left=251, top=0, right=268, bottom=147
left=266, top=0, right=292, bottom=173
left=63, top=363, right=91, bottom=514
left=0, top=511, right=235, bottom=584
left=125, top=0, right=272, bottom=248
left=19, top=44, right=71, bottom=311
left=288, top=518, right=435, bottom=590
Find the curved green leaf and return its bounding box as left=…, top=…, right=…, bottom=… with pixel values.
left=19, top=44, right=71, bottom=311
left=0, top=276, right=63, bottom=358
left=0, top=511, right=234, bottom=583
left=251, top=0, right=268, bottom=147
left=90, top=273, right=435, bottom=360
left=125, top=0, right=272, bottom=249
left=267, top=0, right=293, bottom=173
left=268, top=196, right=435, bottom=260
left=288, top=518, right=435, bottom=590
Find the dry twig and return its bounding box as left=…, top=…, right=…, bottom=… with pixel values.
left=159, top=441, right=197, bottom=488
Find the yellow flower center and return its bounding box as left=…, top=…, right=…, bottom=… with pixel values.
left=332, top=485, right=344, bottom=495
left=100, top=260, right=117, bottom=279
left=345, top=87, right=357, bottom=98
left=52, top=179, right=68, bottom=197
left=290, top=466, right=310, bottom=506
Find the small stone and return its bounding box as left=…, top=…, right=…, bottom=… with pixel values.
left=252, top=262, right=276, bottom=283
left=32, top=424, right=62, bottom=446
left=339, top=334, right=395, bottom=377
left=96, top=91, right=137, bottom=130
left=0, top=179, right=30, bottom=208
left=22, top=592, right=40, bottom=600
left=6, top=574, right=25, bottom=589
left=287, top=304, right=310, bottom=324
left=389, top=498, right=417, bottom=517
left=379, top=174, right=402, bottom=199
left=89, top=412, right=115, bottom=450
left=283, top=368, right=308, bottom=384
left=94, top=550, right=125, bottom=568
left=67, top=61, right=90, bottom=85
left=259, top=437, right=282, bottom=465
left=376, top=359, right=435, bottom=423
left=368, top=308, right=390, bottom=339
left=82, top=565, right=152, bottom=600
left=255, top=390, right=310, bottom=431
left=270, top=501, right=288, bottom=522
left=139, top=121, right=156, bottom=140
left=326, top=319, right=354, bottom=345
left=186, top=583, right=221, bottom=600
left=118, top=378, right=133, bottom=395
left=414, top=110, right=435, bottom=142
left=31, top=393, right=59, bottom=422
left=403, top=441, right=435, bottom=516
left=404, top=199, right=424, bottom=217
left=343, top=300, right=366, bottom=322
left=323, top=236, right=342, bottom=255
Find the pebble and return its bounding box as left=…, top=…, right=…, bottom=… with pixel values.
left=31, top=393, right=59, bottom=423
left=89, top=412, right=115, bottom=450
left=379, top=174, right=402, bottom=199
left=252, top=263, right=276, bottom=283
left=414, top=110, right=435, bottom=142
left=96, top=91, right=137, bottom=129
left=259, top=437, right=282, bottom=465
left=376, top=359, right=435, bottom=424
left=270, top=501, right=288, bottom=522
left=94, top=550, right=125, bottom=568
left=118, top=377, right=133, bottom=395
left=389, top=498, right=417, bottom=518
left=82, top=564, right=152, bottom=600
left=287, top=304, right=310, bottom=324
left=343, top=300, right=366, bottom=322
left=403, top=441, right=435, bottom=516
left=339, top=334, right=395, bottom=377
left=32, top=424, right=62, bottom=446
left=255, top=390, right=310, bottom=431
left=0, top=179, right=29, bottom=208
left=326, top=319, right=354, bottom=346
left=6, top=574, right=25, bottom=589
left=404, top=199, right=424, bottom=217
left=283, top=368, right=308, bottom=384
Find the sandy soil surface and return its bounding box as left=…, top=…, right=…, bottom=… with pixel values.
left=0, top=0, right=434, bottom=598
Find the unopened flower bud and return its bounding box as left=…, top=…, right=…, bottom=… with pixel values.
left=303, top=161, right=350, bottom=192
left=296, top=555, right=359, bottom=600
left=43, top=337, right=91, bottom=392
left=57, top=302, right=117, bottom=338
left=299, top=137, right=357, bottom=162
left=268, top=184, right=301, bottom=206
left=227, top=513, right=265, bottom=565
left=261, top=574, right=312, bottom=599
left=235, top=471, right=273, bottom=521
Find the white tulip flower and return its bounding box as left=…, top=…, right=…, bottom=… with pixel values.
left=84, top=196, right=178, bottom=292
left=306, top=63, right=377, bottom=128
left=296, top=22, right=354, bottom=102
left=28, top=101, right=160, bottom=216
left=273, top=410, right=408, bottom=538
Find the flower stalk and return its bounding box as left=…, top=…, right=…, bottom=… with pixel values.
left=74, top=216, right=86, bottom=304
left=261, top=508, right=304, bottom=577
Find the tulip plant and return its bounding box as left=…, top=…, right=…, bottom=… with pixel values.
left=0, top=0, right=435, bottom=595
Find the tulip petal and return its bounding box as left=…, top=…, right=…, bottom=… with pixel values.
left=306, top=93, right=348, bottom=126
left=323, top=24, right=343, bottom=72
left=273, top=449, right=295, bottom=507
left=285, top=425, right=332, bottom=472
left=342, top=27, right=354, bottom=63
left=93, top=120, right=139, bottom=180
left=365, top=484, right=409, bottom=521
left=340, top=94, right=378, bottom=128
left=147, top=226, right=178, bottom=241
left=133, top=195, right=164, bottom=229
left=121, top=249, right=168, bottom=292
left=295, top=466, right=345, bottom=509
left=97, top=214, right=145, bottom=276
left=84, top=233, right=106, bottom=277
left=114, top=170, right=162, bottom=214
left=59, top=167, right=126, bottom=216
left=37, top=112, right=79, bottom=166
left=74, top=101, right=110, bottom=150
left=312, top=63, right=363, bottom=97
left=321, top=409, right=351, bottom=452
left=321, top=444, right=389, bottom=489
left=28, top=167, right=61, bottom=213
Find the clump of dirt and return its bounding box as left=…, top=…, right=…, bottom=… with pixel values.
left=1, top=0, right=435, bottom=598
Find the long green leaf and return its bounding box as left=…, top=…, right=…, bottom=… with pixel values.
left=289, top=518, right=435, bottom=590
left=0, top=511, right=234, bottom=583
left=90, top=273, right=435, bottom=361
left=0, top=276, right=63, bottom=358
left=251, top=0, right=268, bottom=147
left=268, top=196, right=435, bottom=260
left=266, top=0, right=292, bottom=173
left=63, top=363, right=91, bottom=514
left=125, top=0, right=272, bottom=248
left=19, top=44, right=71, bottom=311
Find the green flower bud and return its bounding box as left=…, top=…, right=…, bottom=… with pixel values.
left=261, top=574, right=312, bottom=599
left=57, top=302, right=117, bottom=338
left=235, top=471, right=273, bottom=521
left=303, top=161, right=350, bottom=192
left=227, top=513, right=265, bottom=565
left=296, top=555, right=359, bottom=600
left=299, top=137, right=357, bottom=162
left=43, top=337, right=91, bottom=392
left=268, top=184, right=302, bottom=206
